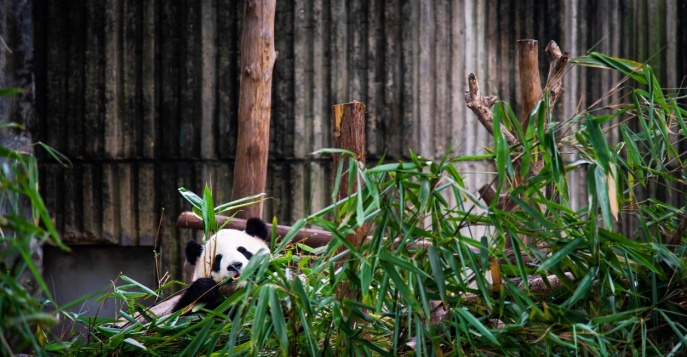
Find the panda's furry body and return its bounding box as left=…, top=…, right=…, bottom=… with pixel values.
left=173, top=217, right=270, bottom=313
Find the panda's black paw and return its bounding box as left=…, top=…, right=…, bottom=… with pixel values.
left=173, top=277, right=222, bottom=313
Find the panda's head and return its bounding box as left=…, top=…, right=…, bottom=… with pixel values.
left=186, top=218, right=270, bottom=286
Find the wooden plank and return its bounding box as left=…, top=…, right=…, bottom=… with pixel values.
left=83, top=0, right=102, bottom=158
left=157, top=162, right=182, bottom=290
left=42, top=1, right=67, bottom=154
left=63, top=164, right=79, bottom=241
left=216, top=0, right=241, bottom=160
left=101, top=163, right=120, bottom=244
left=200, top=0, right=217, bottom=160
left=330, top=0, right=348, bottom=104
left=312, top=0, right=328, bottom=158
left=664, top=0, right=677, bottom=89
left=103, top=0, right=122, bottom=159
left=158, top=1, right=180, bottom=159
left=289, top=163, right=305, bottom=223
left=140, top=0, right=156, bottom=159
left=308, top=161, right=329, bottom=216
left=272, top=0, right=295, bottom=158
left=117, top=163, right=137, bottom=246
left=180, top=0, right=201, bottom=159
left=417, top=1, right=434, bottom=157
left=66, top=2, right=85, bottom=159
left=293, top=0, right=307, bottom=159
left=434, top=0, right=448, bottom=158
left=384, top=0, right=402, bottom=158
left=647, top=0, right=666, bottom=83
left=401, top=1, right=418, bottom=157
left=264, top=162, right=284, bottom=221
left=121, top=0, right=139, bottom=159
left=137, top=163, right=156, bottom=246
left=463, top=0, right=477, bottom=164
left=349, top=0, right=366, bottom=101
left=41, top=164, right=63, bottom=242
left=450, top=0, right=466, bottom=156
left=365, top=0, right=381, bottom=156
left=82, top=164, right=103, bottom=242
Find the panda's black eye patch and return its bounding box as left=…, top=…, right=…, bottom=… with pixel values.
left=237, top=246, right=252, bottom=260
left=212, top=254, right=223, bottom=272
left=228, top=262, right=243, bottom=272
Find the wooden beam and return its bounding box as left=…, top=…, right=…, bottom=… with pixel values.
left=231, top=0, right=278, bottom=219
left=176, top=211, right=332, bottom=248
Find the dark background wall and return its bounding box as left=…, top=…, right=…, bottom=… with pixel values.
left=0, top=0, right=681, bottom=309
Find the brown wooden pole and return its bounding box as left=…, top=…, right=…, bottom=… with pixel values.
left=517, top=39, right=543, bottom=130
left=332, top=101, right=367, bottom=245
left=331, top=101, right=367, bottom=303
left=231, top=0, right=278, bottom=220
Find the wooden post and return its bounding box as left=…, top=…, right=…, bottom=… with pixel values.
left=517, top=39, right=543, bottom=129
left=331, top=101, right=367, bottom=300
left=231, top=0, right=278, bottom=219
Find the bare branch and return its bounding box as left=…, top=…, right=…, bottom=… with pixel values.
left=544, top=40, right=569, bottom=107
left=464, top=73, right=518, bottom=146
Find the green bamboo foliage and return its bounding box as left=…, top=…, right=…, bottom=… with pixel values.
left=52, top=53, right=687, bottom=356
left=0, top=94, right=71, bottom=354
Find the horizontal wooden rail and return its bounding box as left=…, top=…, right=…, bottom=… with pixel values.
left=176, top=211, right=333, bottom=248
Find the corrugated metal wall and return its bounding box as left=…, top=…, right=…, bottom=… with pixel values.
left=30, top=0, right=686, bottom=280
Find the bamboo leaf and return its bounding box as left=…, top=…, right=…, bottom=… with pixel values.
left=269, top=288, right=289, bottom=356
left=455, top=307, right=500, bottom=346
left=562, top=268, right=597, bottom=308
left=536, top=236, right=585, bottom=274
left=427, top=245, right=447, bottom=302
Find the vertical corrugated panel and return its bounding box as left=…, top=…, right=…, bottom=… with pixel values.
left=417, top=1, right=434, bottom=157
left=103, top=0, right=121, bottom=159
left=83, top=0, right=102, bottom=159
left=292, top=0, right=307, bottom=160
left=141, top=1, right=157, bottom=159
left=200, top=0, right=218, bottom=160
left=118, top=163, right=136, bottom=245
left=383, top=0, right=402, bottom=158
left=312, top=0, right=328, bottom=158
left=137, top=164, right=156, bottom=246
left=82, top=164, right=102, bottom=241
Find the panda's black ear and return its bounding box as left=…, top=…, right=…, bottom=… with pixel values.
left=185, top=240, right=204, bottom=265
left=245, top=217, right=269, bottom=241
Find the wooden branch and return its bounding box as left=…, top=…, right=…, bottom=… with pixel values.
left=517, top=39, right=543, bottom=130
left=544, top=40, right=569, bottom=108
left=464, top=73, right=518, bottom=146
left=231, top=0, right=278, bottom=219
left=176, top=211, right=333, bottom=247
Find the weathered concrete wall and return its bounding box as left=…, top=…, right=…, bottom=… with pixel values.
left=28, top=0, right=687, bottom=284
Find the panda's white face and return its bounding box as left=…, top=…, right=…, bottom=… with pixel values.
left=193, top=229, right=270, bottom=284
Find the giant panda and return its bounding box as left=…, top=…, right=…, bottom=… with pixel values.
left=173, top=217, right=270, bottom=313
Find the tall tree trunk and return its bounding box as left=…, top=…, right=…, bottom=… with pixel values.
left=231, top=0, right=278, bottom=219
